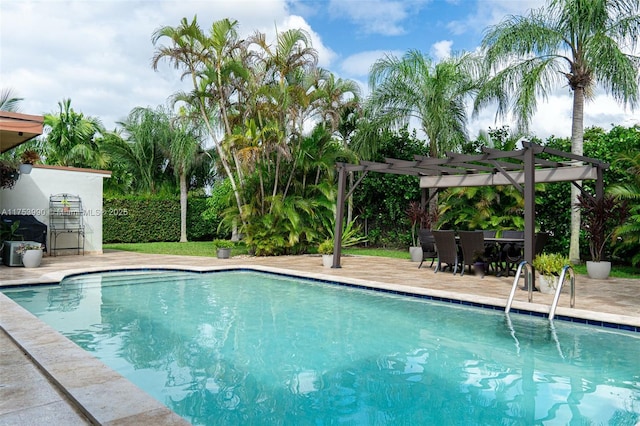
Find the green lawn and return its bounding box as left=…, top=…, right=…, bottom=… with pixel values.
left=104, top=242, right=236, bottom=257
left=103, top=242, right=640, bottom=278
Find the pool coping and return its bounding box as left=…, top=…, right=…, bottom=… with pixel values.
left=1, top=264, right=639, bottom=425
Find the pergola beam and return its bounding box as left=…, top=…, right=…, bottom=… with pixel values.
left=419, top=165, right=597, bottom=188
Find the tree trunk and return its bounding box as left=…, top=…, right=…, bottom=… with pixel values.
left=199, top=101, right=245, bottom=226
left=569, top=86, right=585, bottom=264
left=191, top=71, right=245, bottom=227
left=179, top=172, right=188, bottom=243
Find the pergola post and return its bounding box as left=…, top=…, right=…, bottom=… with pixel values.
left=596, top=165, right=604, bottom=200
left=523, top=142, right=536, bottom=289
left=332, top=164, right=348, bottom=268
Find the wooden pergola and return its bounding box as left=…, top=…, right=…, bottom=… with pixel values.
left=332, top=141, right=608, bottom=275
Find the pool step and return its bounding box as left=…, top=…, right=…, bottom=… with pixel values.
left=62, top=271, right=202, bottom=288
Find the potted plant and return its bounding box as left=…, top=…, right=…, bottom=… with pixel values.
left=318, top=239, right=334, bottom=268
left=212, top=239, right=234, bottom=259
left=1, top=220, right=21, bottom=258
left=61, top=198, right=72, bottom=213
left=19, top=150, right=40, bottom=174
left=576, top=193, right=629, bottom=279
left=16, top=242, right=44, bottom=268
left=406, top=201, right=427, bottom=262
left=532, top=252, right=569, bottom=294
left=0, top=160, right=20, bottom=190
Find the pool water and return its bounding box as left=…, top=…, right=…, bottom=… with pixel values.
left=4, top=270, right=640, bottom=425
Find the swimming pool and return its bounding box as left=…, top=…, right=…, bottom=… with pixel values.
left=3, top=269, right=639, bottom=425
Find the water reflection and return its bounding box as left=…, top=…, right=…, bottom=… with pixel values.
left=4, top=271, right=640, bottom=425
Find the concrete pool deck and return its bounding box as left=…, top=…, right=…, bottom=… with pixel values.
left=1, top=250, right=639, bottom=424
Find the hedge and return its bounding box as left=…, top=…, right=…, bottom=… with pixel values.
left=103, top=196, right=219, bottom=243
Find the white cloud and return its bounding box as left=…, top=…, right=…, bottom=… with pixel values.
left=431, top=40, right=453, bottom=61
left=0, top=0, right=331, bottom=129
left=583, top=94, right=640, bottom=130
left=468, top=86, right=639, bottom=141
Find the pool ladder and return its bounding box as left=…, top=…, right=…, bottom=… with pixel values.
left=505, top=261, right=575, bottom=320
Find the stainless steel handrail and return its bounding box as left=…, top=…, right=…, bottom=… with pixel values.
left=505, top=260, right=534, bottom=313
left=549, top=265, right=575, bottom=321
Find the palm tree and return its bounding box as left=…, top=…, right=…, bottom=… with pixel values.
left=152, top=17, right=247, bottom=224
left=0, top=88, right=23, bottom=112
left=44, top=99, right=106, bottom=168
left=106, top=106, right=170, bottom=194
left=366, top=50, right=482, bottom=216
left=367, top=50, right=481, bottom=160
left=479, top=0, right=640, bottom=262
left=312, top=70, right=361, bottom=223
left=248, top=27, right=319, bottom=202
left=314, top=70, right=361, bottom=137
left=166, top=106, right=209, bottom=242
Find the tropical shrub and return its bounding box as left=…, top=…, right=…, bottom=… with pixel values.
left=576, top=193, right=628, bottom=262
left=187, top=197, right=218, bottom=241
left=318, top=239, right=333, bottom=255
left=352, top=128, right=427, bottom=248
left=532, top=253, right=570, bottom=276
left=212, top=239, right=234, bottom=249
left=609, top=149, right=640, bottom=266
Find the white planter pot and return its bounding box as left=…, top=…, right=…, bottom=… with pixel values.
left=19, top=163, right=33, bottom=174
left=22, top=249, right=43, bottom=268
left=322, top=254, right=334, bottom=268
left=409, top=246, right=423, bottom=262
left=216, top=248, right=231, bottom=259
left=586, top=261, right=611, bottom=280
left=538, top=275, right=558, bottom=294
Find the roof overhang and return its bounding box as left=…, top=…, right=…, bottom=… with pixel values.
left=0, top=111, right=44, bottom=153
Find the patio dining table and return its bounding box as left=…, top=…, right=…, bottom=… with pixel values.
left=483, top=237, right=525, bottom=245
left=451, top=234, right=525, bottom=277
left=484, top=237, right=525, bottom=276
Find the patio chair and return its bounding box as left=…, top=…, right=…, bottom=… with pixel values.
left=535, top=232, right=549, bottom=255
left=459, top=231, right=500, bottom=277
left=482, top=230, right=497, bottom=238
left=432, top=230, right=460, bottom=274
left=418, top=229, right=437, bottom=269
left=459, top=231, right=484, bottom=277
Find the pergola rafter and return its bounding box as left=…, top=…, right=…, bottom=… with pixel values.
left=332, top=142, right=609, bottom=281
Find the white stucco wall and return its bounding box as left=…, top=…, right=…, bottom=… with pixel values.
left=0, top=165, right=111, bottom=255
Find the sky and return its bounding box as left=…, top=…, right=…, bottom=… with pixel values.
left=1, top=0, right=638, bottom=141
